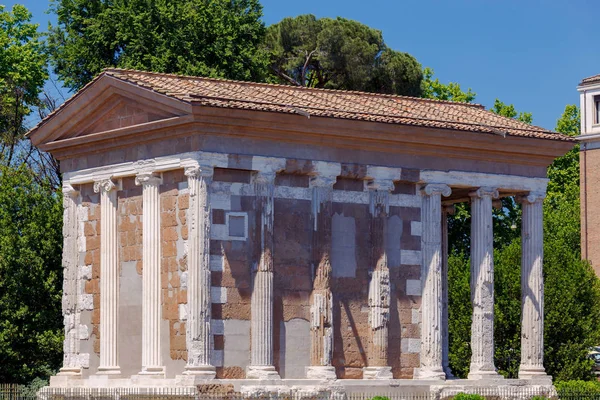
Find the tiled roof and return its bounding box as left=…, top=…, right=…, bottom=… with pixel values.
left=581, top=74, right=600, bottom=86
left=30, top=68, right=574, bottom=142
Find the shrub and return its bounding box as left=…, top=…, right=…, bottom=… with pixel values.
left=452, top=394, right=485, bottom=400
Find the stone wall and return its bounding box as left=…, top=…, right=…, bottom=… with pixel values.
left=75, top=164, right=423, bottom=378
left=117, top=177, right=143, bottom=377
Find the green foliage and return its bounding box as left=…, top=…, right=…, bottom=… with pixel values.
left=447, top=253, right=471, bottom=378
left=451, top=394, right=485, bottom=400
left=47, top=0, right=268, bottom=91
left=369, top=397, right=390, bottom=400
left=421, top=67, right=476, bottom=103
left=493, top=240, right=522, bottom=378
left=20, top=377, right=49, bottom=398
left=491, top=99, right=533, bottom=124
left=555, top=380, right=600, bottom=394
left=0, top=165, right=63, bottom=383
left=0, top=4, right=48, bottom=165
left=263, top=15, right=423, bottom=96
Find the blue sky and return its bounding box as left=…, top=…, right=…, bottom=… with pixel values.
left=5, top=0, right=600, bottom=131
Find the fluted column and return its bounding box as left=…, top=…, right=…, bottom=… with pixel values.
left=306, top=174, right=337, bottom=379
left=364, top=180, right=394, bottom=380
left=184, top=166, right=216, bottom=378
left=247, top=172, right=281, bottom=379
left=94, top=178, right=121, bottom=375
left=58, top=184, right=83, bottom=376
left=136, top=172, right=165, bottom=376
left=442, top=205, right=455, bottom=379
left=468, top=187, right=501, bottom=379
left=414, top=184, right=451, bottom=380
left=518, top=192, right=550, bottom=381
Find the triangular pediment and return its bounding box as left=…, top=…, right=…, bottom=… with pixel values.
left=28, top=74, right=192, bottom=147
left=75, top=95, right=179, bottom=137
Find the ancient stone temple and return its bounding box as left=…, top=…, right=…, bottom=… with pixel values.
left=28, top=69, right=573, bottom=395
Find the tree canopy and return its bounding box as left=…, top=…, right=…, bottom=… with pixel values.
left=47, top=0, right=268, bottom=91
left=0, top=5, right=47, bottom=166
left=263, top=14, right=423, bottom=96
left=0, top=165, right=63, bottom=383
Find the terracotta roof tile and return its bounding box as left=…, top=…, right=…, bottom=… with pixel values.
left=29, top=68, right=574, bottom=142
left=581, top=74, right=600, bottom=86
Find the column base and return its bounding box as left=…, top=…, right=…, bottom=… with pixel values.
left=137, top=366, right=166, bottom=377
left=467, top=367, right=504, bottom=380
left=95, top=366, right=121, bottom=376
left=306, top=365, right=337, bottom=380
left=246, top=365, right=281, bottom=380
left=181, top=365, right=216, bottom=379
left=519, top=366, right=552, bottom=383
left=363, top=366, right=393, bottom=379
left=57, top=367, right=82, bottom=377
left=414, top=366, right=446, bottom=380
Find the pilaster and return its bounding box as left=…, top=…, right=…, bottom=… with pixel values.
left=58, top=184, right=84, bottom=376
left=414, top=184, right=451, bottom=380
left=518, top=192, right=550, bottom=382
left=136, top=172, right=165, bottom=376
left=306, top=172, right=337, bottom=380
left=468, top=187, right=502, bottom=380
left=364, top=179, right=394, bottom=380
left=94, top=178, right=121, bottom=376
left=183, top=165, right=216, bottom=378
left=247, top=171, right=281, bottom=379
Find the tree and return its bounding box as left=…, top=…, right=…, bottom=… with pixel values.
left=47, top=0, right=268, bottom=91
left=0, top=165, right=63, bottom=383
left=0, top=5, right=47, bottom=166
left=263, top=15, right=423, bottom=96
left=421, top=67, right=476, bottom=103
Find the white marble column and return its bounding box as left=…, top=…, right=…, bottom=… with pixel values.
left=518, top=193, right=550, bottom=381
left=414, top=184, right=451, bottom=380
left=442, top=205, right=455, bottom=379
left=183, top=166, right=216, bottom=378
left=94, top=178, right=121, bottom=375
left=306, top=173, right=337, bottom=379
left=247, top=172, right=281, bottom=379
left=58, top=184, right=83, bottom=376
left=364, top=180, right=394, bottom=380
left=136, top=172, right=165, bottom=376
left=468, top=187, right=501, bottom=379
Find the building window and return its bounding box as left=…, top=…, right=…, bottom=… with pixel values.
left=226, top=212, right=247, bottom=240
left=595, top=96, right=600, bottom=125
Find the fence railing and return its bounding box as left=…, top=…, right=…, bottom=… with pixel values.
left=2, top=384, right=599, bottom=400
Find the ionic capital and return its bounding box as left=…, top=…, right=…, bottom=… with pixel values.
left=368, top=178, right=395, bottom=192
left=184, top=165, right=214, bottom=179
left=469, top=187, right=499, bottom=199
left=135, top=172, right=162, bottom=187
left=254, top=171, right=277, bottom=185
left=518, top=192, right=546, bottom=204
left=63, top=182, right=79, bottom=198
left=422, top=184, right=452, bottom=197
left=93, top=178, right=118, bottom=193
left=310, top=174, right=337, bottom=188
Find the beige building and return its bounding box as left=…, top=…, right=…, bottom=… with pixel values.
left=28, top=69, right=572, bottom=395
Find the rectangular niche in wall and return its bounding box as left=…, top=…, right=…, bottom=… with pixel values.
left=226, top=212, right=248, bottom=240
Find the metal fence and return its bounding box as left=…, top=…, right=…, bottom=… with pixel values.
left=2, top=384, right=599, bottom=400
